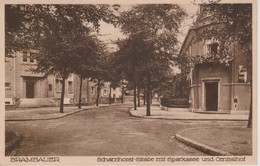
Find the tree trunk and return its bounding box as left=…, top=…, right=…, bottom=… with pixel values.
left=137, top=85, right=140, bottom=107
left=96, top=81, right=100, bottom=106
left=150, top=89, right=153, bottom=104
left=121, top=86, right=124, bottom=104
left=60, top=77, right=66, bottom=113
left=146, top=75, right=151, bottom=116
left=86, top=78, right=90, bottom=103
left=134, top=82, right=137, bottom=110
left=78, top=77, right=83, bottom=109
left=143, top=87, right=146, bottom=105
left=109, top=84, right=112, bottom=105
left=247, top=92, right=252, bottom=128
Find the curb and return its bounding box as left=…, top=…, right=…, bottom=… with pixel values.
left=5, top=132, right=22, bottom=156
left=129, top=108, right=248, bottom=121
left=6, top=103, right=122, bottom=122
left=5, top=108, right=90, bottom=122
left=175, top=128, right=232, bottom=156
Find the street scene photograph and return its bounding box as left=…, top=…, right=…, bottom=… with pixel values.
left=3, top=1, right=256, bottom=164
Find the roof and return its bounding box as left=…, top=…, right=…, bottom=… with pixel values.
left=179, top=23, right=214, bottom=55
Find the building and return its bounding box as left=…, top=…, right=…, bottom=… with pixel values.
left=180, top=24, right=251, bottom=114
left=5, top=52, right=121, bottom=108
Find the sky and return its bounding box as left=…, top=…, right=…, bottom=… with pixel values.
left=97, top=4, right=199, bottom=53
left=95, top=4, right=199, bottom=74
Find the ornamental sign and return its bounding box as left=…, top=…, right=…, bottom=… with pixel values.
left=238, top=65, right=247, bottom=83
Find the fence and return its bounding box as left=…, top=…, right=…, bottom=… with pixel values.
left=160, top=97, right=189, bottom=108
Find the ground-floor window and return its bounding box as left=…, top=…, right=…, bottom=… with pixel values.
left=91, top=87, right=95, bottom=95
left=68, top=81, right=73, bottom=94
left=5, top=82, right=11, bottom=89
left=103, top=89, right=107, bottom=96
left=55, top=79, right=62, bottom=93
left=49, top=84, right=52, bottom=91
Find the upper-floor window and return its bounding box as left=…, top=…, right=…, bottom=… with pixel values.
left=22, top=52, right=36, bottom=63
left=208, top=43, right=218, bottom=54
left=203, top=40, right=219, bottom=54
left=23, top=52, right=28, bottom=62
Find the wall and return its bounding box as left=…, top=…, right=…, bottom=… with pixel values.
left=230, top=43, right=251, bottom=111
left=191, top=63, right=232, bottom=112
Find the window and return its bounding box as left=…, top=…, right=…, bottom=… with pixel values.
left=30, top=53, right=36, bottom=63
left=5, top=82, right=11, bottom=89
left=23, top=52, right=28, bottom=62
left=55, top=79, right=62, bottom=92
left=68, top=81, right=73, bottom=94
left=49, top=84, right=52, bottom=91
left=5, top=101, right=11, bottom=105
left=209, top=43, right=218, bottom=54
left=30, top=58, right=34, bottom=63
left=204, top=40, right=219, bottom=54
left=91, top=87, right=95, bottom=95
left=22, top=52, right=36, bottom=63
left=103, top=89, right=107, bottom=96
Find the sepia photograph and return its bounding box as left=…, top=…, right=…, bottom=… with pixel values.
left=1, top=0, right=257, bottom=165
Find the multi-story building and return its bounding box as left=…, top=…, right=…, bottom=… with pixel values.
left=180, top=23, right=251, bottom=114
left=5, top=52, right=121, bottom=108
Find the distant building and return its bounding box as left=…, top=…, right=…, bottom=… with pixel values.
left=180, top=25, right=251, bottom=114
left=5, top=52, right=121, bottom=108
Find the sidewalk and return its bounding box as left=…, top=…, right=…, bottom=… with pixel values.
left=175, top=127, right=252, bottom=156
left=130, top=105, right=251, bottom=156
left=129, top=105, right=249, bottom=121
left=5, top=103, right=120, bottom=121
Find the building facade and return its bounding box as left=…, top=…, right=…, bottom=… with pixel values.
left=5, top=52, right=121, bottom=108
left=180, top=25, right=251, bottom=114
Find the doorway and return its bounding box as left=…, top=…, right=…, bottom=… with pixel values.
left=205, top=82, right=218, bottom=111
left=26, top=80, right=35, bottom=98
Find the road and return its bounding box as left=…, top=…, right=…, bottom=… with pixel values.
left=6, top=104, right=246, bottom=156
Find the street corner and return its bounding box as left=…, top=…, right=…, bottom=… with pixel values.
left=128, top=107, right=154, bottom=119
left=174, top=127, right=252, bottom=156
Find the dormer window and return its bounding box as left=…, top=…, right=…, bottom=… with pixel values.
left=203, top=40, right=219, bottom=54
left=209, top=43, right=218, bottom=54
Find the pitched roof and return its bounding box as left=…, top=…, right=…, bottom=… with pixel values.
left=179, top=23, right=214, bottom=55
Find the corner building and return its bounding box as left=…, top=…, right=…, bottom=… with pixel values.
left=180, top=25, right=251, bottom=114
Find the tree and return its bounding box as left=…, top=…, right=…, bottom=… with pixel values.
left=104, top=53, right=123, bottom=105
left=194, top=4, right=252, bottom=127
left=89, top=43, right=109, bottom=106
left=6, top=5, right=115, bottom=113
left=115, top=37, right=143, bottom=110
left=71, top=35, right=100, bottom=109
left=5, top=5, right=27, bottom=58
left=117, top=4, right=187, bottom=115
